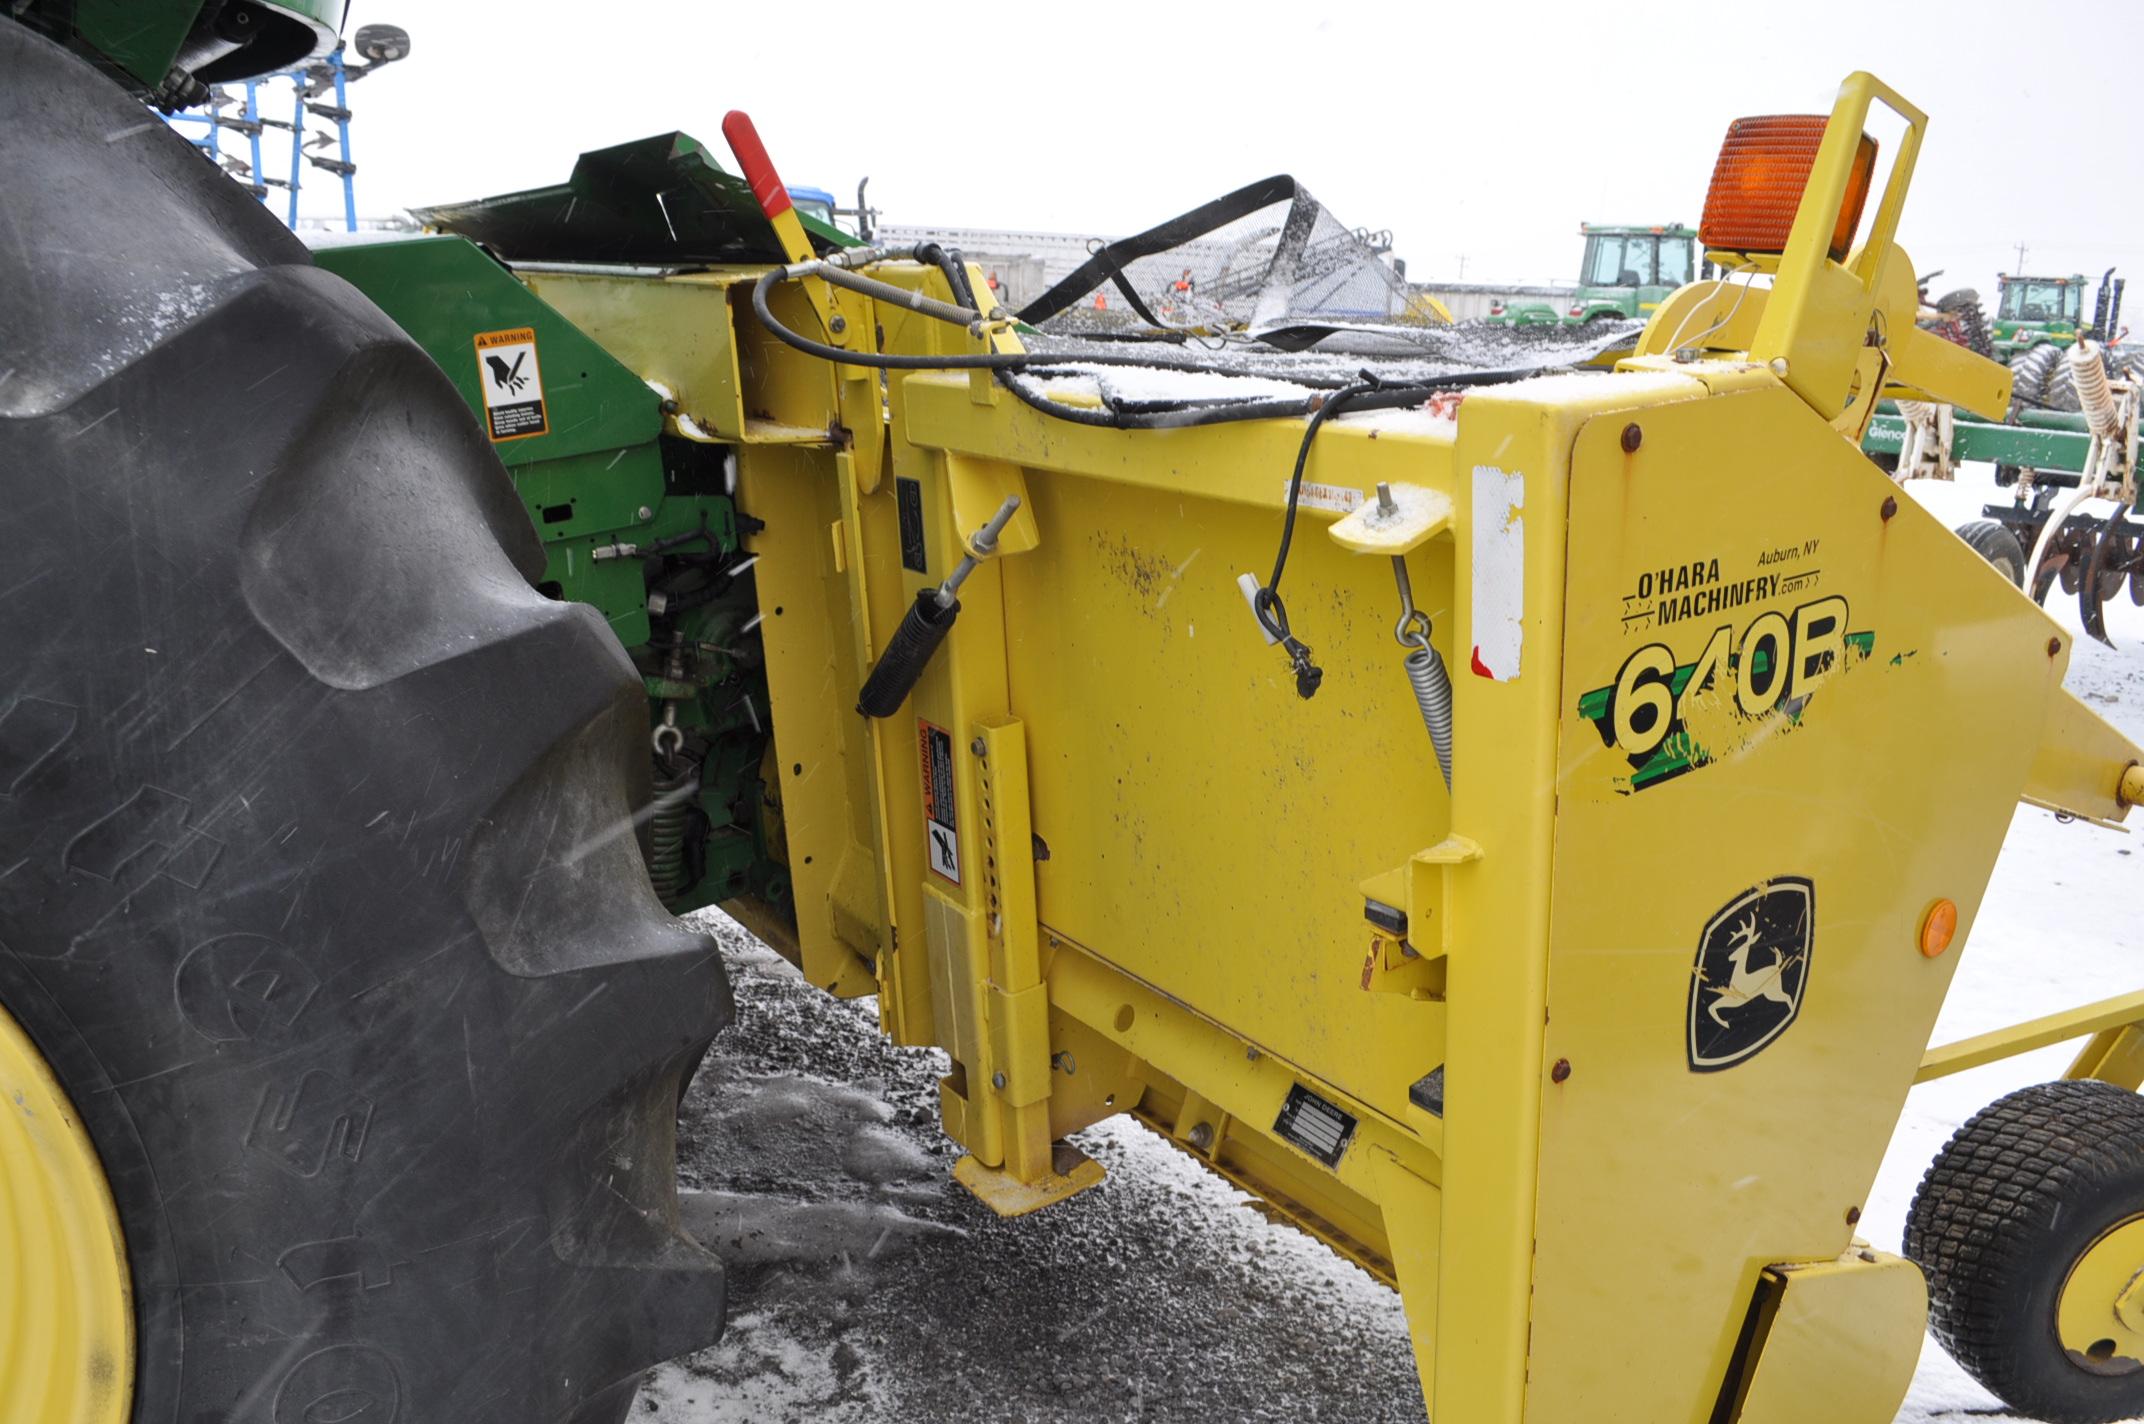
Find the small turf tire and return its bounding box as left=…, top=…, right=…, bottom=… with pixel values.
left=1955, top=520, right=2027, bottom=587
left=1906, top=1080, right=2144, bottom=1424
left=2, top=26, right=731, bottom=1423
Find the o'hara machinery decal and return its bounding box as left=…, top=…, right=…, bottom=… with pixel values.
left=1619, top=537, right=1823, bottom=634
left=1579, top=578, right=1873, bottom=793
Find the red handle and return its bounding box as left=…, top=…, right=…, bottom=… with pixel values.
left=721, top=110, right=792, bottom=220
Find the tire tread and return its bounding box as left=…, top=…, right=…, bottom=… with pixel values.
left=1905, top=1079, right=2144, bottom=1424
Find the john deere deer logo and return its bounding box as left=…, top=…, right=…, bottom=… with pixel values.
left=1688, top=877, right=1813, bottom=1071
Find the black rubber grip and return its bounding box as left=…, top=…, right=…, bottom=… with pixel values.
left=857, top=589, right=959, bottom=717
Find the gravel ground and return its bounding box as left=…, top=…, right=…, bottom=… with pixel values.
left=642, top=925, right=1421, bottom=1423
left=643, top=467, right=2144, bottom=1424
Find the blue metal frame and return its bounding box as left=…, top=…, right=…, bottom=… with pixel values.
left=161, top=46, right=363, bottom=232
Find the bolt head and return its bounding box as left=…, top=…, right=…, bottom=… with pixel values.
left=1188, top=1122, right=1215, bottom=1150
left=829, top=314, right=848, bottom=335
left=636, top=505, right=654, bottom=522
left=1846, top=1205, right=1862, bottom=1225
left=1620, top=423, right=1643, bottom=453
left=1880, top=495, right=1899, bottom=521
left=970, top=736, right=987, bottom=757
left=991, top=1071, right=1007, bottom=1090
left=1550, top=1058, right=1572, bottom=1084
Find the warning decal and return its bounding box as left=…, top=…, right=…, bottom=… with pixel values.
left=918, top=719, right=960, bottom=884
left=473, top=327, right=548, bottom=442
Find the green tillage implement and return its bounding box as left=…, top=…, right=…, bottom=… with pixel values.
left=1862, top=399, right=2144, bottom=642
left=315, top=234, right=788, bottom=918
left=1863, top=404, right=2095, bottom=472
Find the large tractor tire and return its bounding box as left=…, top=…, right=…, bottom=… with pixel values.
left=1907, top=1080, right=2144, bottom=1424
left=2011, top=342, right=2065, bottom=414
left=1, top=25, right=729, bottom=1423
left=2043, top=349, right=2103, bottom=415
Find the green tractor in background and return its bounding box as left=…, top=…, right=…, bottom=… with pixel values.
left=1993, top=271, right=2092, bottom=360
left=1493, top=222, right=1699, bottom=326
left=2001, top=269, right=2128, bottom=414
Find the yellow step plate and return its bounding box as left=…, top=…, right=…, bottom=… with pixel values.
left=953, top=1142, right=1106, bottom=1219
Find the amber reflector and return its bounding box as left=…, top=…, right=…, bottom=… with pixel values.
left=1919, top=899, right=1958, bottom=958
left=1699, top=115, right=1877, bottom=262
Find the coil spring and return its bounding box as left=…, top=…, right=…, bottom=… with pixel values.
left=1404, top=642, right=1453, bottom=789
left=2071, top=341, right=2122, bottom=439
left=647, top=760, right=699, bottom=903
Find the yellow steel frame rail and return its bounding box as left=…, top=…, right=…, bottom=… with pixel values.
left=1919, top=989, right=2144, bottom=1087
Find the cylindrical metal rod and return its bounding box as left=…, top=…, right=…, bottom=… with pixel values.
left=935, top=495, right=1022, bottom=607
left=789, top=259, right=981, bottom=327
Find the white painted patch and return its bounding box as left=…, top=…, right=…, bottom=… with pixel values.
left=1470, top=464, right=1525, bottom=680
left=1290, top=481, right=1364, bottom=515
left=1237, top=573, right=1280, bottom=646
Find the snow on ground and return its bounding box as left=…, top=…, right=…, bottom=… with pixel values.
left=649, top=464, right=2142, bottom=1423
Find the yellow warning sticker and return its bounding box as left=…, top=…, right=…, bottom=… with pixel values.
left=473, top=326, right=547, bottom=441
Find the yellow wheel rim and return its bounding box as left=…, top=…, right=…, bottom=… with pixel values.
left=0, top=1001, right=132, bottom=1423
left=2058, top=1212, right=2144, bottom=1376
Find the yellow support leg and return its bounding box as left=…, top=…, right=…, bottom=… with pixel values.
left=2069, top=1023, right=2144, bottom=1091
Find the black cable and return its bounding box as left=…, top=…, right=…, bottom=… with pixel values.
left=1248, top=376, right=1383, bottom=699
left=918, top=242, right=1366, bottom=422
left=755, top=257, right=1543, bottom=404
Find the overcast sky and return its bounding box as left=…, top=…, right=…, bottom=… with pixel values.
left=321, top=0, right=2141, bottom=307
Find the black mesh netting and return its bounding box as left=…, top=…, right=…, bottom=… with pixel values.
left=1014, top=176, right=1641, bottom=373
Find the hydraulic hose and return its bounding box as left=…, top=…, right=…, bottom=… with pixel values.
left=747, top=261, right=1546, bottom=424
left=750, top=266, right=1166, bottom=372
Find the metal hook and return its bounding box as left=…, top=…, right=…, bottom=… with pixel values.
left=1389, top=545, right=1433, bottom=650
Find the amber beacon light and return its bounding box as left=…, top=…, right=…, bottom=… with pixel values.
left=1699, top=115, right=1877, bottom=261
